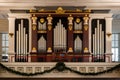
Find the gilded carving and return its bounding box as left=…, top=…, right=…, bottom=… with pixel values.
left=68, top=15, right=73, bottom=25
left=55, top=7, right=65, bottom=14
left=83, top=14, right=89, bottom=25
left=29, top=9, right=36, bottom=12
left=84, top=47, right=88, bottom=53
left=76, top=18, right=81, bottom=23
left=38, top=8, right=45, bottom=12
left=40, top=18, right=45, bottom=23
left=48, top=25, right=52, bottom=31
left=47, top=15, right=53, bottom=25
left=47, top=47, right=52, bottom=52
left=32, top=25, right=36, bottom=30
left=32, top=47, right=37, bottom=52
left=68, top=47, right=73, bottom=52
left=32, top=15, right=37, bottom=25
left=68, top=25, right=73, bottom=31
left=76, top=9, right=82, bottom=12
left=84, top=25, right=88, bottom=31
left=84, top=9, right=91, bottom=13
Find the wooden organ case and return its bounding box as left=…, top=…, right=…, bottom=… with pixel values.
left=30, top=7, right=91, bottom=62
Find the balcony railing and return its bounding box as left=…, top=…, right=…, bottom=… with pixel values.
left=0, top=62, right=120, bottom=78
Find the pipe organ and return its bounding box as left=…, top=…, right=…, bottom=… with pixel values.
left=8, top=7, right=113, bottom=62
left=30, top=7, right=91, bottom=62
left=15, top=19, right=29, bottom=62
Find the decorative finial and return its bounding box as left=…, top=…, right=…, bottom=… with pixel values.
left=55, top=7, right=65, bottom=14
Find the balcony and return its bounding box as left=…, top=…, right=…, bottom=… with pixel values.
left=0, top=62, right=120, bottom=78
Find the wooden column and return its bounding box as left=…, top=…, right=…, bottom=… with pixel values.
left=47, top=15, right=53, bottom=53
left=83, top=14, right=89, bottom=53
left=31, top=14, right=37, bottom=62
left=83, top=14, right=90, bottom=62
left=67, top=15, right=73, bottom=53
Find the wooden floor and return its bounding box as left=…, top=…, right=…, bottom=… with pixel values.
left=0, top=78, right=120, bottom=80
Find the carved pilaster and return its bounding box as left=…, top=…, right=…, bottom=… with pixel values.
left=83, top=14, right=89, bottom=53
left=47, top=15, right=53, bottom=52
left=67, top=15, right=73, bottom=52
left=31, top=15, right=37, bottom=53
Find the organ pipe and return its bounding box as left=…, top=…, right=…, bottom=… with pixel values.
left=97, top=20, right=100, bottom=55
left=95, top=28, right=97, bottom=56
left=92, top=19, right=105, bottom=60
left=54, top=19, right=66, bottom=52
left=16, top=19, right=28, bottom=61
left=16, top=31, right=19, bottom=58
left=18, top=24, right=21, bottom=56
left=38, top=36, right=46, bottom=52
left=21, top=20, right=23, bottom=55
left=23, top=28, right=26, bottom=59
left=38, top=21, right=46, bottom=30
left=25, top=34, right=27, bottom=57
left=74, top=22, right=82, bottom=30
left=74, top=36, right=82, bottom=52
left=93, top=34, right=95, bottom=56
left=99, top=24, right=102, bottom=55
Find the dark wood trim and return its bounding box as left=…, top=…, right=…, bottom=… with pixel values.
left=1, top=78, right=120, bottom=80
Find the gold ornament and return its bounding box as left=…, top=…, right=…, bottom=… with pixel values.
left=32, top=47, right=37, bottom=52
left=84, top=47, right=88, bottom=53
left=32, top=25, right=36, bottom=30
left=48, top=25, right=52, bottom=31
left=55, top=7, right=65, bottom=14
left=84, top=25, right=88, bottom=31
left=76, top=9, right=82, bottom=12
left=68, top=47, right=73, bottom=52
left=47, top=47, right=52, bottom=52
left=76, top=18, right=81, bottom=23
left=69, top=25, right=73, bottom=31
left=40, top=18, right=45, bottom=24
left=83, top=14, right=89, bottom=25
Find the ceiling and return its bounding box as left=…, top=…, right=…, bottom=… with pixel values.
left=0, top=0, right=120, bottom=19
left=0, top=0, right=120, bottom=33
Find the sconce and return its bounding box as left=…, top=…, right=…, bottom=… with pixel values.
left=9, top=33, right=14, bottom=37
left=106, top=32, right=112, bottom=38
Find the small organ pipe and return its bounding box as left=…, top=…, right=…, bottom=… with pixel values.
left=23, top=28, right=26, bottom=59
left=93, top=34, right=95, bottom=55
left=101, top=31, right=104, bottom=55
left=21, top=20, right=23, bottom=55
left=25, top=34, right=27, bottom=59
left=95, top=28, right=97, bottom=56
left=16, top=31, right=19, bottom=57
left=97, top=20, right=100, bottom=55
left=18, top=24, right=21, bottom=57
left=99, top=24, right=102, bottom=55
